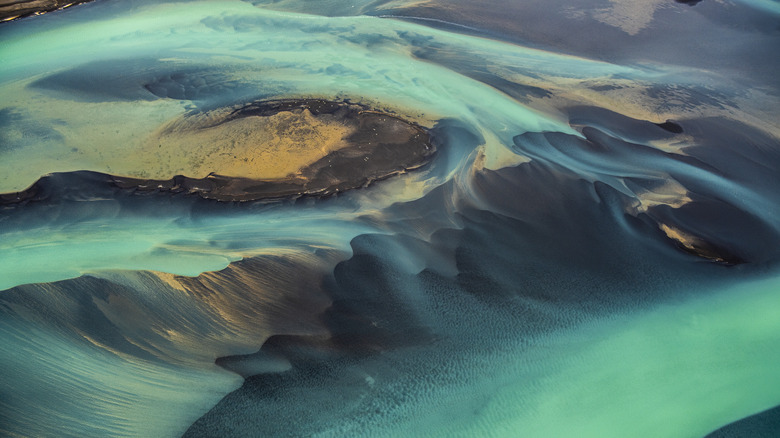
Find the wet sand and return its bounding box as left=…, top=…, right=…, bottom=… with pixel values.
left=0, top=0, right=92, bottom=22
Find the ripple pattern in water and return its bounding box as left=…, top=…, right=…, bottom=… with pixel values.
left=1, top=1, right=779, bottom=437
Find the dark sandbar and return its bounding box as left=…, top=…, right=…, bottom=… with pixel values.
left=0, top=0, right=93, bottom=22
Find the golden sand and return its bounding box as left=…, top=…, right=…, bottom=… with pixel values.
left=119, top=109, right=354, bottom=180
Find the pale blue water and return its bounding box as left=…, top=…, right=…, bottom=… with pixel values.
left=1, top=1, right=779, bottom=436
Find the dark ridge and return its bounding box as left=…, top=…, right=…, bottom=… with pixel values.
left=566, top=106, right=685, bottom=141
left=706, top=404, right=780, bottom=437
left=0, top=0, right=94, bottom=22
left=641, top=199, right=778, bottom=266
left=224, top=98, right=350, bottom=120
left=0, top=100, right=436, bottom=204
left=198, top=98, right=385, bottom=131
left=513, top=111, right=780, bottom=266
left=28, top=59, right=248, bottom=103
left=655, top=120, right=684, bottom=133
left=675, top=0, right=704, bottom=5
left=0, top=170, right=111, bottom=205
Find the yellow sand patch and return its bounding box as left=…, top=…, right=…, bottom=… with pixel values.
left=659, top=224, right=699, bottom=252
left=114, top=109, right=353, bottom=180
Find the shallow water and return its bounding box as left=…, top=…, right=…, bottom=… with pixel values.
left=1, top=0, right=779, bottom=436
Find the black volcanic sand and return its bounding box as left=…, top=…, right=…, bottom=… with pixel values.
left=181, top=115, right=780, bottom=436
left=510, top=106, right=780, bottom=266
left=0, top=99, right=435, bottom=203
left=706, top=404, right=780, bottom=438
left=0, top=0, right=93, bottom=22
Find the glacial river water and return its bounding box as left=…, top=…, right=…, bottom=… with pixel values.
left=1, top=1, right=779, bottom=436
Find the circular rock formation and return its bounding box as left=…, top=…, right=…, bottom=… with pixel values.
left=1, top=99, right=436, bottom=203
